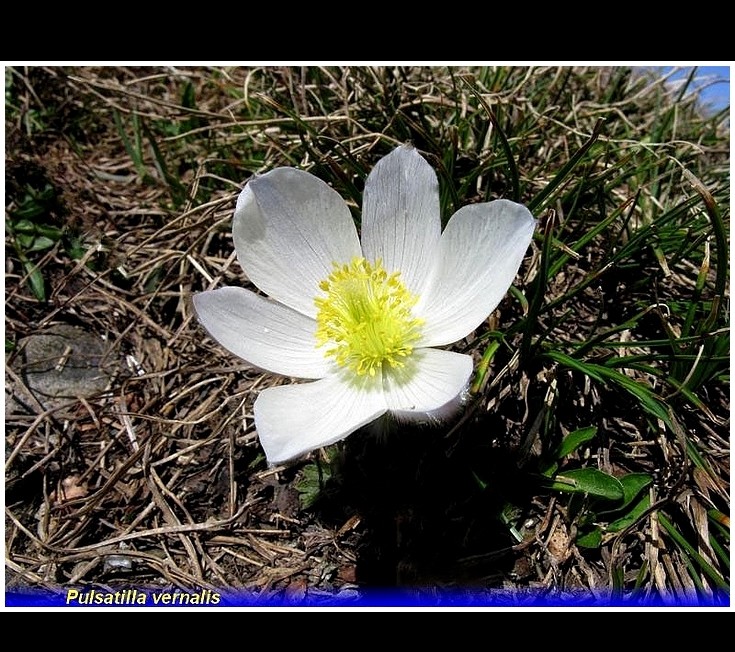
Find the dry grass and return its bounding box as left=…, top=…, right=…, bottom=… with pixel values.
left=4, top=66, right=729, bottom=606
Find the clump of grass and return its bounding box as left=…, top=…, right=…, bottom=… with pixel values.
left=5, top=65, right=728, bottom=606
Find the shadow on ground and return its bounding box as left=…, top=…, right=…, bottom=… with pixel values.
left=310, top=408, right=540, bottom=593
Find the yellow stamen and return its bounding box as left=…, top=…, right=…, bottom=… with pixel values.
left=315, top=257, right=424, bottom=377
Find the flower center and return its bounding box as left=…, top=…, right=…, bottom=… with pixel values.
left=315, top=257, right=424, bottom=377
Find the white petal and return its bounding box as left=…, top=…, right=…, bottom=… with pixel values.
left=360, top=145, right=441, bottom=296
left=382, top=348, right=473, bottom=413
left=233, top=168, right=362, bottom=318
left=254, top=373, right=387, bottom=464
left=193, top=287, right=331, bottom=379
left=416, top=199, right=535, bottom=346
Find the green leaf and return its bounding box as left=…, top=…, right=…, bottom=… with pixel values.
left=596, top=472, right=653, bottom=521
left=576, top=528, right=602, bottom=548
left=551, top=468, right=624, bottom=500
left=544, top=350, right=604, bottom=381
left=555, top=426, right=598, bottom=459
left=13, top=219, right=37, bottom=234
left=13, top=200, right=47, bottom=220
left=295, top=462, right=331, bottom=509
left=27, top=235, right=56, bottom=252
left=539, top=460, right=559, bottom=478
left=17, top=233, right=34, bottom=249
left=618, top=473, right=653, bottom=509
left=35, top=224, right=63, bottom=240
left=602, top=370, right=672, bottom=427
left=64, top=235, right=86, bottom=260
left=22, top=258, right=46, bottom=302
left=606, top=493, right=651, bottom=532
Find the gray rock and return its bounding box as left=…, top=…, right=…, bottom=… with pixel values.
left=17, top=324, right=112, bottom=411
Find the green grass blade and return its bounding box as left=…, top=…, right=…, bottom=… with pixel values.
left=527, top=118, right=604, bottom=213
left=458, top=76, right=519, bottom=202
left=657, top=511, right=729, bottom=591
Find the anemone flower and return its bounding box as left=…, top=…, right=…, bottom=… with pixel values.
left=194, top=145, right=535, bottom=464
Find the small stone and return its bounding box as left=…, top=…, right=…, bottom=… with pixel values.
left=19, top=324, right=112, bottom=410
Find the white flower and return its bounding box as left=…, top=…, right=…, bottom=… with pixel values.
left=194, top=145, right=535, bottom=464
